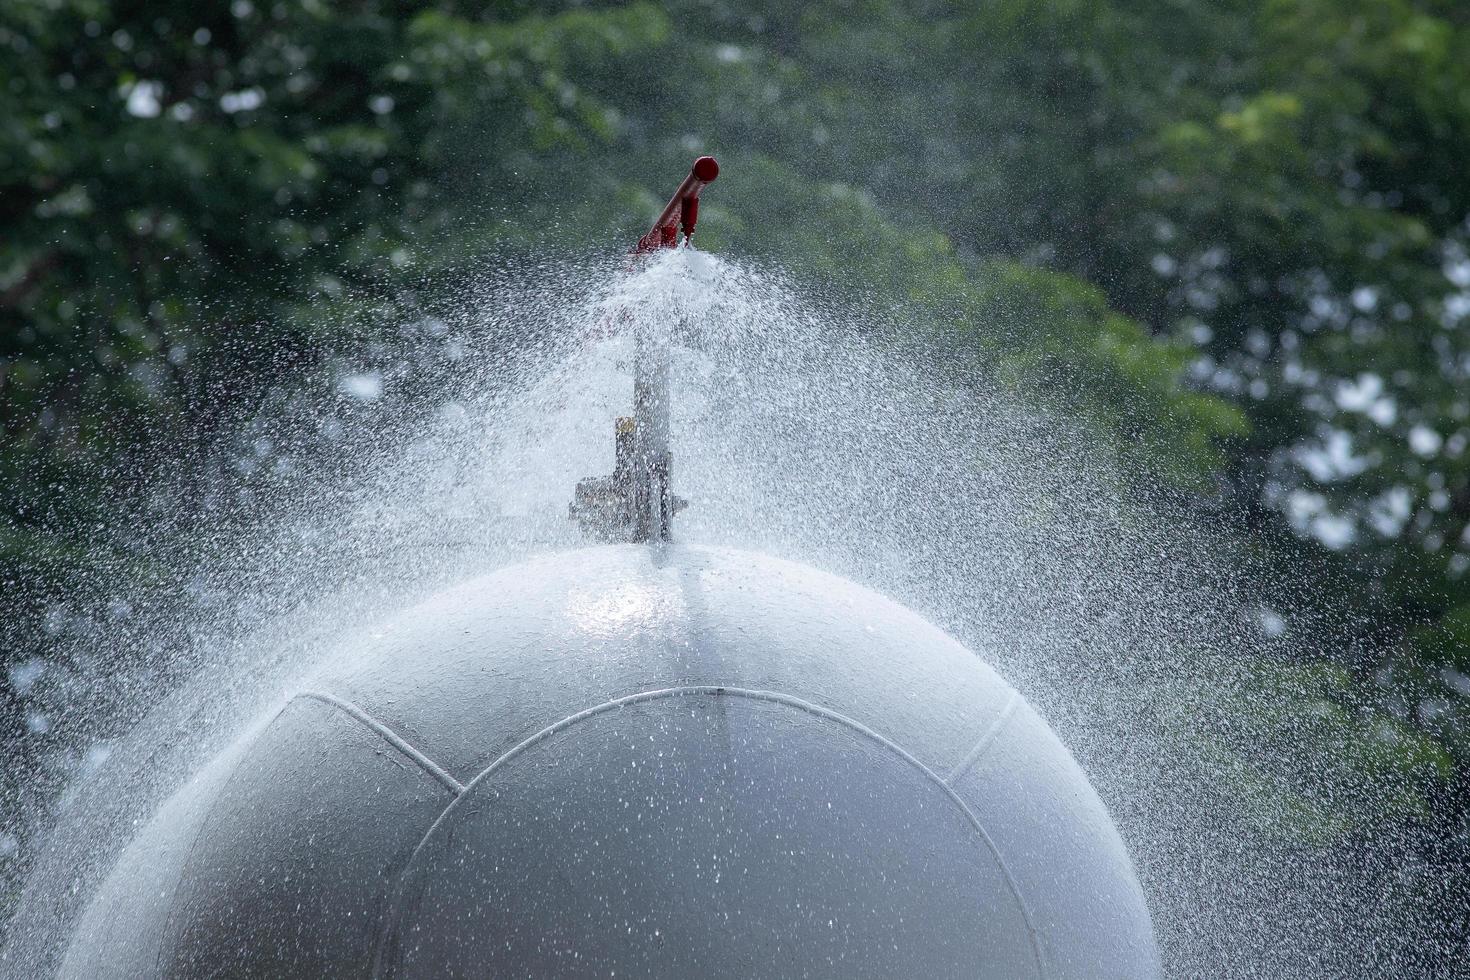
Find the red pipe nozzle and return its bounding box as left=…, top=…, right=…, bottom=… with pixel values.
left=635, top=156, right=719, bottom=253
left=691, top=155, right=719, bottom=183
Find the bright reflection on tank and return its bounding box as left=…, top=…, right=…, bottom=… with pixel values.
left=566, top=581, right=669, bottom=632
left=61, top=546, right=1160, bottom=979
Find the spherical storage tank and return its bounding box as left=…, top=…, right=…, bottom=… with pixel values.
left=62, top=545, right=1162, bottom=979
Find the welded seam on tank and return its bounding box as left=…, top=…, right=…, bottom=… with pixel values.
left=943, top=690, right=1021, bottom=786
left=296, top=691, right=466, bottom=795
left=380, top=686, right=1047, bottom=979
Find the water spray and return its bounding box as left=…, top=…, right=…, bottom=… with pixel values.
left=20, top=156, right=1171, bottom=980
left=570, top=155, right=719, bottom=543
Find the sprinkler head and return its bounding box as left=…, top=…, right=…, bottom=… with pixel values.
left=635, top=156, right=721, bottom=254
left=691, top=155, right=719, bottom=183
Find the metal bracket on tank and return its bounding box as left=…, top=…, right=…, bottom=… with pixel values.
left=570, top=416, right=688, bottom=543
left=570, top=156, right=717, bottom=544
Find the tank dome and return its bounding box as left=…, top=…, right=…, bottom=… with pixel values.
left=62, top=545, right=1161, bottom=979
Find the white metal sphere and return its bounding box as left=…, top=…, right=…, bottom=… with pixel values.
left=63, top=545, right=1160, bottom=979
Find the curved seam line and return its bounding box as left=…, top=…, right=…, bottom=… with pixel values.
left=375, top=686, right=1046, bottom=980
left=944, top=690, right=1021, bottom=786
left=296, top=691, right=465, bottom=796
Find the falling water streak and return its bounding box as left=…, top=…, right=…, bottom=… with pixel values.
left=4, top=248, right=1452, bottom=978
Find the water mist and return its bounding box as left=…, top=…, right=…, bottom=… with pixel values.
left=5, top=247, right=1454, bottom=978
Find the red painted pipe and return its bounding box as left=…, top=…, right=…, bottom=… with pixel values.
left=634, top=156, right=719, bottom=253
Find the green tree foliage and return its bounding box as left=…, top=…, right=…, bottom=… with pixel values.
left=0, top=0, right=669, bottom=576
